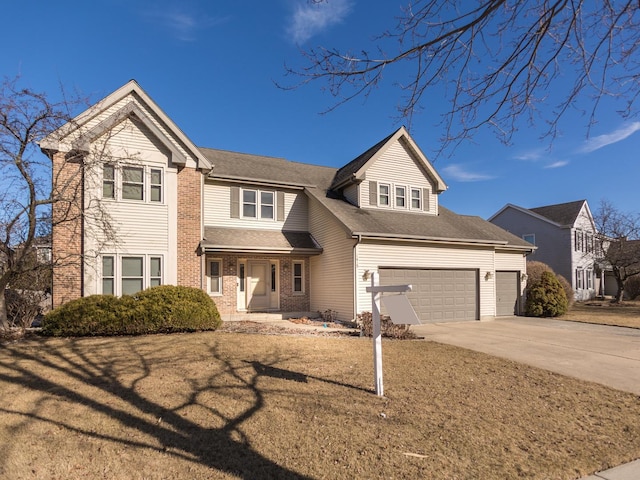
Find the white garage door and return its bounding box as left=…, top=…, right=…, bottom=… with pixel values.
left=379, top=268, right=478, bottom=322
left=496, top=271, right=519, bottom=316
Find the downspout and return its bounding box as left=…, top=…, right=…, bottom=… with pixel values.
left=352, top=234, right=362, bottom=322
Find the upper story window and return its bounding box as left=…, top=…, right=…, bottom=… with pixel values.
left=103, top=164, right=163, bottom=204
left=372, top=181, right=426, bottom=211
left=122, top=167, right=144, bottom=200
left=523, top=234, right=536, bottom=245
left=242, top=188, right=275, bottom=220
left=395, top=186, right=406, bottom=208
left=103, top=164, right=115, bottom=198
left=379, top=184, right=390, bottom=206
left=411, top=188, right=422, bottom=209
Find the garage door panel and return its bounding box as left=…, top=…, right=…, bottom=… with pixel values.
left=380, top=268, right=478, bottom=323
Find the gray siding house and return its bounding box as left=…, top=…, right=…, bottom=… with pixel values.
left=489, top=200, right=598, bottom=301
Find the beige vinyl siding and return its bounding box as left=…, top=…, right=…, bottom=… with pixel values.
left=77, top=93, right=198, bottom=168
left=343, top=184, right=359, bottom=206
left=356, top=242, right=496, bottom=319
left=308, top=197, right=355, bottom=322
left=82, top=120, right=179, bottom=296
left=203, top=182, right=308, bottom=231
left=362, top=142, right=438, bottom=214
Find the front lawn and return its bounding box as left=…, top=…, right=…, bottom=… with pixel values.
left=562, top=300, right=640, bottom=328
left=1, top=332, right=639, bottom=479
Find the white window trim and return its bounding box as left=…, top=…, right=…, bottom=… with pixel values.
left=102, top=163, right=165, bottom=205
left=394, top=185, right=407, bottom=209
left=378, top=183, right=391, bottom=207
left=410, top=187, right=422, bottom=210
left=241, top=188, right=276, bottom=220
left=207, top=258, right=223, bottom=295
left=100, top=254, right=164, bottom=296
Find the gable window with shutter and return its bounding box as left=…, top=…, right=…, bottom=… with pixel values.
left=395, top=186, right=406, bottom=208
left=411, top=188, right=421, bottom=209
left=379, top=183, right=390, bottom=206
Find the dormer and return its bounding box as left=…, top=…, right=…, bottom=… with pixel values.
left=329, top=127, right=447, bottom=215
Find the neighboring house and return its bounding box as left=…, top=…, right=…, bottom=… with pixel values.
left=489, top=200, right=599, bottom=300
left=40, top=80, right=533, bottom=323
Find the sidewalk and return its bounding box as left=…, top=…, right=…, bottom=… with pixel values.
left=581, top=459, right=640, bottom=480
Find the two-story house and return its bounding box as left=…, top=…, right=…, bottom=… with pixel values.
left=41, top=80, right=533, bottom=324
left=489, top=200, right=598, bottom=301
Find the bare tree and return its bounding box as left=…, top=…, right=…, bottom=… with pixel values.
left=285, top=1, right=640, bottom=153
left=0, top=78, right=120, bottom=332
left=593, top=200, right=640, bottom=303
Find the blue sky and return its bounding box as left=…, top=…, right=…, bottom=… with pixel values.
left=2, top=1, right=638, bottom=219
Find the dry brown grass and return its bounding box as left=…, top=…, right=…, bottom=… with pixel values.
left=1, top=331, right=639, bottom=480
left=562, top=300, right=640, bottom=329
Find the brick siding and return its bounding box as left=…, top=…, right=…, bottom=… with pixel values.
left=177, top=166, right=202, bottom=288
left=51, top=152, right=84, bottom=308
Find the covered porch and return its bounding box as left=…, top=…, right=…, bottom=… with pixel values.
left=199, top=227, right=322, bottom=316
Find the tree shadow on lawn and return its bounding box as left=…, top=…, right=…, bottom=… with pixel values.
left=0, top=335, right=340, bottom=479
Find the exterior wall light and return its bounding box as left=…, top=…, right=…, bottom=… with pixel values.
left=485, top=271, right=494, bottom=281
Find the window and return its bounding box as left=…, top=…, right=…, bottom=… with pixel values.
left=209, top=260, right=222, bottom=295
left=100, top=255, right=162, bottom=295
left=150, top=257, right=162, bottom=287
left=102, top=256, right=115, bottom=295
left=586, top=269, right=593, bottom=289
left=150, top=169, right=162, bottom=202
left=103, top=164, right=115, bottom=198
left=239, top=263, right=245, bottom=292
left=122, top=257, right=144, bottom=295
left=122, top=166, right=144, bottom=200
left=243, top=190, right=257, bottom=218
left=411, top=188, right=421, bottom=209
left=395, top=186, right=406, bottom=208
left=271, top=264, right=277, bottom=292
left=576, top=268, right=584, bottom=289
left=379, top=184, right=390, bottom=206
left=261, top=191, right=274, bottom=219
left=523, top=234, right=536, bottom=245
left=241, top=188, right=276, bottom=220
left=293, top=262, right=304, bottom=293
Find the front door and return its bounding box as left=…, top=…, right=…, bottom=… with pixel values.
left=247, top=260, right=270, bottom=310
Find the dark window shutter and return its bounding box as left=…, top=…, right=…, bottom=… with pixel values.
left=369, top=181, right=378, bottom=206
left=230, top=186, right=240, bottom=218
left=423, top=188, right=430, bottom=211
left=277, top=191, right=285, bottom=221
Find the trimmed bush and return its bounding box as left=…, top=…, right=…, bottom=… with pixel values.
left=526, top=261, right=574, bottom=307
left=42, top=285, right=221, bottom=337
left=625, top=275, right=640, bottom=300
left=525, top=271, right=569, bottom=317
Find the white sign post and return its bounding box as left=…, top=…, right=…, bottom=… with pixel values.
left=366, top=271, right=420, bottom=396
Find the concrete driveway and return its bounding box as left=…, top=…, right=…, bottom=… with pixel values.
left=412, top=317, right=640, bottom=395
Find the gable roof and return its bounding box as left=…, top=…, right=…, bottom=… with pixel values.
left=329, top=126, right=448, bottom=193
left=39, top=80, right=212, bottom=171
left=529, top=200, right=588, bottom=226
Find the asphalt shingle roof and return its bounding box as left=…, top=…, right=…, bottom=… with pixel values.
left=198, top=145, right=532, bottom=250
left=529, top=200, right=586, bottom=226
left=202, top=227, right=322, bottom=254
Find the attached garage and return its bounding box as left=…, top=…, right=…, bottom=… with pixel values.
left=379, top=268, right=479, bottom=322
left=495, top=271, right=520, bottom=316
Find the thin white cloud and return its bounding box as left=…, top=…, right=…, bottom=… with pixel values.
left=544, top=160, right=569, bottom=169
left=143, top=9, right=227, bottom=41
left=286, top=0, right=353, bottom=44
left=441, top=164, right=494, bottom=182
left=513, top=149, right=543, bottom=161
left=580, top=121, right=640, bottom=153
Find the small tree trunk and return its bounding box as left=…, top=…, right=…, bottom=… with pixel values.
left=614, top=278, right=625, bottom=304
left=0, top=289, right=8, bottom=330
